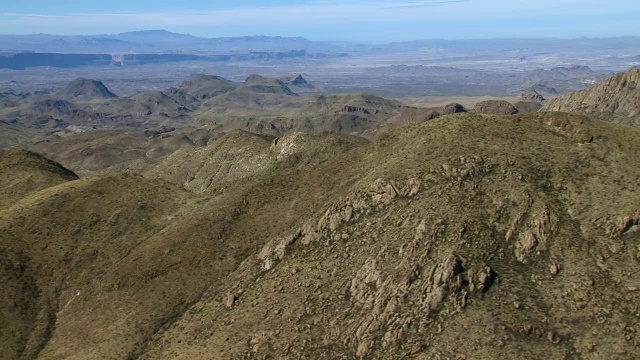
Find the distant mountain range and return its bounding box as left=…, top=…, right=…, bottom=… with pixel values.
left=3, top=30, right=640, bottom=55
left=0, top=30, right=341, bottom=53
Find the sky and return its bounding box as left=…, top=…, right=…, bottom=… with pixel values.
left=1, top=0, right=640, bottom=42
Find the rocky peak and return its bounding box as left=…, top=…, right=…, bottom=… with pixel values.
left=520, top=91, right=545, bottom=103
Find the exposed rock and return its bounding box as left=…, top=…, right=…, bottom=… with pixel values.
left=225, top=293, right=239, bottom=308
left=520, top=91, right=545, bottom=103
left=336, top=105, right=372, bottom=115
left=509, top=207, right=559, bottom=262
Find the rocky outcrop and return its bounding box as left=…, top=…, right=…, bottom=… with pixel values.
left=520, top=91, right=545, bottom=103
left=473, top=100, right=518, bottom=115
left=336, top=105, right=372, bottom=115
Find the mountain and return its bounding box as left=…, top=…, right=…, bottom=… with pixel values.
left=177, top=75, right=237, bottom=101
left=2, top=112, right=640, bottom=359
left=56, top=78, right=117, bottom=99
left=0, top=31, right=338, bottom=53
left=542, top=68, right=640, bottom=126
left=112, top=30, right=199, bottom=43
left=283, top=74, right=314, bottom=89
left=241, top=74, right=297, bottom=95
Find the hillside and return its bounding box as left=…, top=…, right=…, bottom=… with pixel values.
left=2, top=112, right=640, bottom=359
left=542, top=68, right=640, bottom=126
left=0, top=150, right=78, bottom=207
left=0, top=121, right=41, bottom=148
left=27, top=130, right=198, bottom=176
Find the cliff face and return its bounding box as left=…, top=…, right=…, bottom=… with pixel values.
left=542, top=69, right=640, bottom=126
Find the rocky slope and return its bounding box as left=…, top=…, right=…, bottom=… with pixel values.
left=2, top=112, right=640, bottom=359
left=542, top=68, right=640, bottom=126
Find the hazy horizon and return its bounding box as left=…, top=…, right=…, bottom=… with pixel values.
left=4, top=28, right=640, bottom=44
left=2, top=0, right=640, bottom=42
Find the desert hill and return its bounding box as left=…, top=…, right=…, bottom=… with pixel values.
left=524, top=84, right=559, bottom=96
left=56, top=78, right=117, bottom=100
left=162, top=87, right=199, bottom=108
left=297, top=93, right=410, bottom=133
left=285, top=74, right=313, bottom=89
left=281, top=74, right=316, bottom=94
left=473, top=99, right=519, bottom=115
left=542, top=68, right=640, bottom=126
left=176, top=75, right=237, bottom=101
left=2, top=112, right=640, bottom=359
left=361, top=102, right=466, bottom=139
left=241, top=74, right=297, bottom=95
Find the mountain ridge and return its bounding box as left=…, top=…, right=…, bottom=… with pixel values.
left=542, top=68, right=640, bottom=126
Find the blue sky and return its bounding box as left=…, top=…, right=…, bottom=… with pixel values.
left=2, top=0, right=640, bottom=41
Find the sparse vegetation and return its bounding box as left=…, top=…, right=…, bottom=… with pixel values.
left=2, top=109, right=640, bottom=359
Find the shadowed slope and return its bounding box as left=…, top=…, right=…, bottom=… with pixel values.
left=0, top=150, right=78, bottom=207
